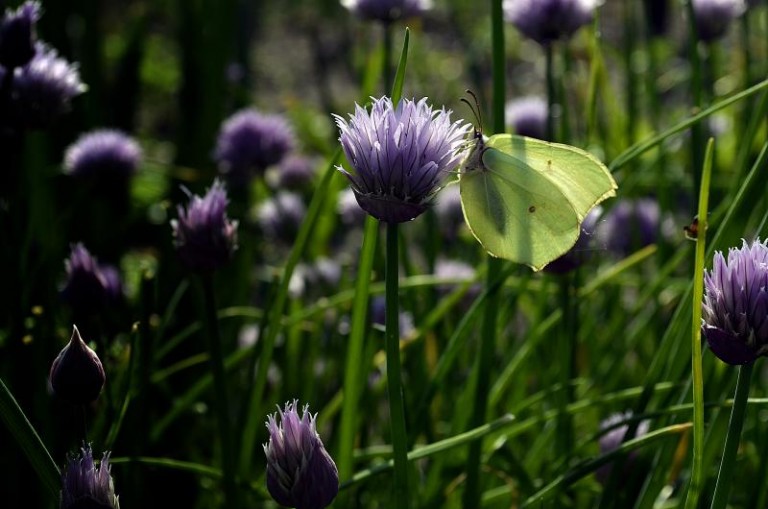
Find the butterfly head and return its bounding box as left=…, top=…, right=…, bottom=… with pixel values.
left=460, top=90, right=487, bottom=173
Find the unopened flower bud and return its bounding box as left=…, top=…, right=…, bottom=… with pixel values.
left=50, top=326, right=105, bottom=405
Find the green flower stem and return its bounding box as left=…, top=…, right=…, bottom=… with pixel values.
left=710, top=362, right=755, bottom=509
left=463, top=2, right=506, bottom=507
left=200, top=273, right=238, bottom=507
left=684, top=138, right=714, bottom=509
left=385, top=221, right=410, bottom=508
left=337, top=216, right=378, bottom=481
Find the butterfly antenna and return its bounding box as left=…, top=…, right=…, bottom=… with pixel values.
left=460, top=89, right=483, bottom=137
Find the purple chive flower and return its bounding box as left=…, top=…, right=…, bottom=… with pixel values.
left=60, top=443, right=119, bottom=509
left=503, top=0, right=601, bottom=46
left=264, top=401, right=339, bottom=509
left=334, top=96, right=470, bottom=224
left=214, top=109, right=294, bottom=183
left=505, top=96, right=548, bottom=140
left=544, top=206, right=602, bottom=274
left=61, top=243, right=123, bottom=313
left=12, top=43, right=86, bottom=128
left=63, top=129, right=142, bottom=178
left=171, top=179, right=239, bottom=272
left=595, top=412, right=650, bottom=484
left=341, top=0, right=432, bottom=23
left=702, top=239, right=768, bottom=365
left=275, top=155, right=317, bottom=190
left=692, top=0, right=746, bottom=42
left=0, top=1, right=40, bottom=69
left=256, top=191, right=306, bottom=245
left=50, top=326, right=106, bottom=405
left=597, top=198, right=659, bottom=258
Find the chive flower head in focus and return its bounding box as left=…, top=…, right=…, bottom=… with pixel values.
left=60, top=443, right=119, bottom=509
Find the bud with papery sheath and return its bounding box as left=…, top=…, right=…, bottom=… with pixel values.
left=264, top=401, right=339, bottom=509
left=50, top=326, right=105, bottom=405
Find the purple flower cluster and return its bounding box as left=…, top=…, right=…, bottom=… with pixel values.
left=63, top=129, right=142, bottom=179
left=264, top=401, right=339, bottom=509
left=702, top=239, right=768, bottom=365
left=692, top=0, right=746, bottom=42
left=341, top=0, right=431, bottom=23
left=214, top=108, right=294, bottom=183
left=505, top=96, right=549, bottom=140
left=503, top=0, right=600, bottom=46
left=334, top=96, right=470, bottom=223
left=61, top=243, right=123, bottom=313
left=171, top=180, right=239, bottom=272
left=597, top=198, right=660, bottom=258
left=60, top=444, right=119, bottom=509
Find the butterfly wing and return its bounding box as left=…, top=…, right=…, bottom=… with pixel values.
left=460, top=134, right=617, bottom=271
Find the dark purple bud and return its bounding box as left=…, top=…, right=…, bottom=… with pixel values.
left=506, top=96, right=548, bottom=140
left=50, top=326, right=106, bottom=405
left=702, top=239, right=768, bottom=365
left=544, top=206, right=602, bottom=274
left=341, top=0, right=432, bottom=23
left=214, top=109, right=294, bottom=183
left=334, top=96, right=470, bottom=224
left=61, top=243, right=123, bottom=314
left=692, top=0, right=746, bottom=42
left=12, top=43, right=86, bottom=128
left=263, top=401, right=339, bottom=509
left=60, top=443, right=120, bottom=509
left=171, top=179, right=239, bottom=272
left=63, top=129, right=142, bottom=179
left=256, top=191, right=306, bottom=245
left=503, top=0, right=601, bottom=46
left=0, top=1, right=40, bottom=69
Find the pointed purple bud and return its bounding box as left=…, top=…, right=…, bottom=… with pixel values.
left=334, top=96, right=470, bottom=223
left=171, top=179, right=239, bottom=272
left=0, top=1, right=40, bottom=69
left=263, top=401, right=339, bottom=509
left=50, top=326, right=106, bottom=405
left=702, top=238, right=768, bottom=365
left=60, top=443, right=120, bottom=509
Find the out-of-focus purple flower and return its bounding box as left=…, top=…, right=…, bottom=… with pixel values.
left=171, top=179, right=239, bottom=272
left=434, top=258, right=481, bottom=307
left=341, top=0, right=432, bottom=23
left=275, top=155, right=317, bottom=190
left=503, top=0, right=601, bottom=46
left=371, top=295, right=415, bottom=337
left=337, top=188, right=367, bottom=228
left=434, top=184, right=465, bottom=240
left=702, top=239, right=768, bottom=365
left=692, top=0, right=746, bottom=42
left=63, top=129, right=142, bottom=179
left=597, top=198, right=659, bottom=258
left=60, top=443, right=119, bottom=509
left=263, top=401, right=339, bottom=509
left=49, top=326, right=106, bottom=405
left=12, top=43, right=86, bottom=128
left=506, top=96, right=548, bottom=140
left=544, top=206, right=602, bottom=274
left=642, top=0, right=670, bottom=36
left=214, top=109, right=294, bottom=183
left=0, top=1, right=40, bottom=69
left=61, top=243, right=123, bottom=313
left=596, top=412, right=650, bottom=484
left=256, top=191, right=306, bottom=244
left=334, top=96, right=470, bottom=224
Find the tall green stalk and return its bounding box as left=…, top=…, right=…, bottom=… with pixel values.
left=385, top=222, right=410, bottom=508
left=709, top=362, right=755, bottom=509
left=200, top=274, right=238, bottom=506
left=462, top=1, right=506, bottom=507
left=683, top=138, right=714, bottom=509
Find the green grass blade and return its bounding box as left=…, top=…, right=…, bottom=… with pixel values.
left=390, top=28, right=409, bottom=104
